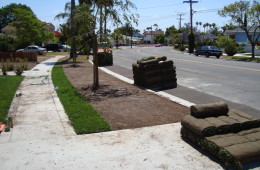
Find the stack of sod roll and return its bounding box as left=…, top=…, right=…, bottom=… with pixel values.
left=181, top=102, right=260, bottom=169
left=132, top=56, right=177, bottom=89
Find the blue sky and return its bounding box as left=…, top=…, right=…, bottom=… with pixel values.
left=0, top=0, right=241, bottom=32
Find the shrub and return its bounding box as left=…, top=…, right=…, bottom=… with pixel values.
left=225, top=42, right=238, bottom=56
left=1, top=61, right=7, bottom=75
left=179, top=45, right=185, bottom=51
left=98, top=52, right=113, bottom=66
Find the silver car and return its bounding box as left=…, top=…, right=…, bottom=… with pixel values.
left=16, top=45, right=46, bottom=55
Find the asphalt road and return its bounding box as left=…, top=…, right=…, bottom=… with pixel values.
left=110, top=46, right=260, bottom=115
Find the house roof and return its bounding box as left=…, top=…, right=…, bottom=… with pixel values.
left=143, top=31, right=164, bottom=35
left=225, top=26, right=260, bottom=34
left=1, top=25, right=16, bottom=31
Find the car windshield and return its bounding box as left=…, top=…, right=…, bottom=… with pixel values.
left=209, top=46, right=219, bottom=50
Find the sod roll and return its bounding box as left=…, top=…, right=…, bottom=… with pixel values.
left=181, top=115, right=217, bottom=137
left=205, top=117, right=230, bottom=134
left=224, top=140, right=260, bottom=163
left=190, top=102, right=229, bottom=118
left=218, top=116, right=241, bottom=132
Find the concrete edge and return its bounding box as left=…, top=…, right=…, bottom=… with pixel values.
left=89, top=60, right=195, bottom=108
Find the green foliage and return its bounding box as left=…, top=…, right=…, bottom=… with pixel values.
left=0, top=76, right=24, bottom=122
left=188, top=33, right=195, bottom=53
left=215, top=36, right=234, bottom=49
left=154, top=33, right=165, bottom=44
left=0, top=3, right=34, bottom=29
left=52, top=65, right=111, bottom=134
left=12, top=8, right=54, bottom=48
left=231, top=56, right=260, bottom=62
left=218, top=0, right=260, bottom=58
left=0, top=34, right=17, bottom=52
left=225, top=42, right=238, bottom=56
left=140, top=56, right=155, bottom=61
left=179, top=45, right=185, bottom=51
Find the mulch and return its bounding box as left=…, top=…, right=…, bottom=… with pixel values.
left=62, top=56, right=189, bottom=130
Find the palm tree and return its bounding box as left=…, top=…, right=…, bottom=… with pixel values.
left=203, top=24, right=206, bottom=32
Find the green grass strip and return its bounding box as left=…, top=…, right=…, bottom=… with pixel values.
left=0, top=76, right=24, bottom=122
left=231, top=56, right=260, bottom=62
left=52, top=65, right=111, bottom=134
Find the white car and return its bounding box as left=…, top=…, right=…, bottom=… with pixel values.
left=16, top=45, right=46, bottom=55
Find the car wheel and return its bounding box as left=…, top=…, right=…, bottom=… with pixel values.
left=205, top=53, right=209, bottom=58
left=195, top=52, right=198, bottom=56
left=216, top=55, right=220, bottom=59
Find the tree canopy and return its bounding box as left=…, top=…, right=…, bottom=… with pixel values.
left=0, top=3, right=35, bottom=30
left=218, top=0, right=260, bottom=58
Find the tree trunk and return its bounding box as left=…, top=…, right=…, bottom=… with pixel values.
left=70, top=0, right=77, bottom=64
left=99, top=6, right=103, bottom=45
left=93, top=33, right=99, bottom=89
left=252, top=44, right=255, bottom=59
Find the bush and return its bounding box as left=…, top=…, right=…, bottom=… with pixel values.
left=98, top=52, right=113, bottom=66
left=179, top=45, right=185, bottom=51
left=225, top=42, right=238, bottom=56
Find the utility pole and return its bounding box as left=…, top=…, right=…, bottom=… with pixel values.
left=183, top=0, right=198, bottom=33
left=177, top=13, right=185, bottom=29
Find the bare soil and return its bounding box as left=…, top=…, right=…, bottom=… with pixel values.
left=62, top=56, right=189, bottom=130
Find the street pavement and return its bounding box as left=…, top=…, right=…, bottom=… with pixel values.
left=108, top=46, right=260, bottom=117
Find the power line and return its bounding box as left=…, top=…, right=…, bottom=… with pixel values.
left=138, top=3, right=183, bottom=9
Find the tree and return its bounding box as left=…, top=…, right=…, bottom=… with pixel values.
left=0, top=3, right=34, bottom=30
left=12, top=8, right=54, bottom=48
left=65, top=0, right=138, bottom=89
left=154, top=33, right=165, bottom=44
left=218, top=0, right=260, bottom=58
left=111, top=28, right=123, bottom=48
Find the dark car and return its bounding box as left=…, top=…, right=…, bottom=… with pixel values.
left=44, top=43, right=63, bottom=52
left=194, top=46, right=222, bottom=58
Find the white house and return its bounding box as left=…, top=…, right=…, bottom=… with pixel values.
left=143, top=30, right=164, bottom=44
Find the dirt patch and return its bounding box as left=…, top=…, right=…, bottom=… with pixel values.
left=62, top=56, right=189, bottom=130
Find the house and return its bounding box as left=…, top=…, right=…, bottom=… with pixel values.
left=46, top=23, right=55, bottom=32
left=224, top=26, right=260, bottom=44
left=133, top=32, right=144, bottom=40
left=1, top=25, right=16, bottom=37
left=143, top=30, right=164, bottom=44
left=224, top=26, right=260, bottom=54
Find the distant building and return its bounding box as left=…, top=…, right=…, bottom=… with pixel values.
left=133, top=32, right=144, bottom=39
left=224, top=26, right=260, bottom=44
left=1, top=25, right=16, bottom=37
left=46, top=23, right=55, bottom=32
left=143, top=30, right=164, bottom=44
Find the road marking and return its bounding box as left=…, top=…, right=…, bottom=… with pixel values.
left=137, top=48, right=260, bottom=72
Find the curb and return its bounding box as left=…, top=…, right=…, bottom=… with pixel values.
left=90, top=60, right=195, bottom=108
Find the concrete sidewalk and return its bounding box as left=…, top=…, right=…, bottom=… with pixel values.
left=1, top=56, right=225, bottom=169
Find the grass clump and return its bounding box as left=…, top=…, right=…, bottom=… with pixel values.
left=0, top=76, right=24, bottom=122
left=52, top=64, right=111, bottom=134
left=231, top=56, right=260, bottom=62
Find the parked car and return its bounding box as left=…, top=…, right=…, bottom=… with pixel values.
left=62, top=45, right=71, bottom=52
left=155, top=44, right=163, bottom=47
left=194, top=46, right=222, bottom=58
left=16, top=45, right=46, bottom=55
left=44, top=43, right=63, bottom=52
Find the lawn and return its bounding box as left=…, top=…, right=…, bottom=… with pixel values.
left=0, top=76, right=24, bottom=123
left=52, top=64, right=111, bottom=134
